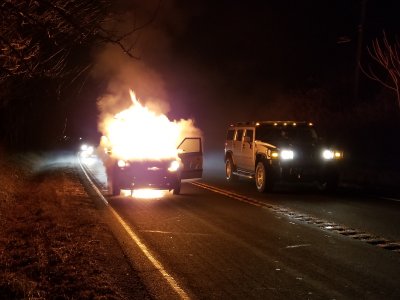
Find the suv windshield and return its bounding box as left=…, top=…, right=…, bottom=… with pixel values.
left=255, top=125, right=318, bottom=144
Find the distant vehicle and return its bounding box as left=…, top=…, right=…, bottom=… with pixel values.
left=79, top=144, right=95, bottom=158
left=107, top=137, right=203, bottom=196
left=224, top=121, right=343, bottom=192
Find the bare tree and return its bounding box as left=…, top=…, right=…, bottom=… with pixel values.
left=0, top=0, right=160, bottom=81
left=0, top=0, right=161, bottom=149
left=362, top=32, right=400, bottom=110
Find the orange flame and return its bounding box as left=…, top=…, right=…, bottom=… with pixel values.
left=100, top=90, right=200, bottom=161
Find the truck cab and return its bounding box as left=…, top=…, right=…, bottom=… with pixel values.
left=107, top=137, right=203, bottom=196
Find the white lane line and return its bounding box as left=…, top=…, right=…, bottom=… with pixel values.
left=285, top=244, right=311, bottom=249
left=108, top=208, right=190, bottom=299
left=379, top=197, right=400, bottom=203
left=79, top=158, right=190, bottom=300
left=140, top=229, right=210, bottom=236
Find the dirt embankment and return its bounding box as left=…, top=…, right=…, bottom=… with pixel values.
left=0, top=152, right=151, bottom=299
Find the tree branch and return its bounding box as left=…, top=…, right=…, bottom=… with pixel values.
left=362, top=32, right=400, bottom=109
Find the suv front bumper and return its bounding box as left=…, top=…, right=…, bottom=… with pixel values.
left=270, top=161, right=339, bottom=183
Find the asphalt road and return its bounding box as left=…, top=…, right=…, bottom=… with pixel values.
left=83, top=155, right=400, bottom=299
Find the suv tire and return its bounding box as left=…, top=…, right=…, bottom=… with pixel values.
left=225, top=157, right=237, bottom=182
left=255, top=161, right=274, bottom=192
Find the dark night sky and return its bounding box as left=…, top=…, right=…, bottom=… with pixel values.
left=137, top=1, right=398, bottom=148
left=158, top=0, right=398, bottom=96
left=71, top=0, right=400, bottom=151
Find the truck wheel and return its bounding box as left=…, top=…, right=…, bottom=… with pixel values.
left=225, top=157, right=237, bottom=182
left=110, top=176, right=121, bottom=196
left=173, top=181, right=181, bottom=195
left=255, top=161, right=274, bottom=192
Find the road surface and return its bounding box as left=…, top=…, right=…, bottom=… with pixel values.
left=81, top=155, right=400, bottom=299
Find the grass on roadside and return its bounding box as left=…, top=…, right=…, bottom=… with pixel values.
left=0, top=151, right=150, bottom=299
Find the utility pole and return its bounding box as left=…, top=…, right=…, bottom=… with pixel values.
left=354, top=0, right=367, bottom=103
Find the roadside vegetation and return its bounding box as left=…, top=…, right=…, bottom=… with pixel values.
left=0, top=150, right=151, bottom=299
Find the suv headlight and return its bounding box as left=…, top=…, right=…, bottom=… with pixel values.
left=322, top=149, right=342, bottom=160
left=280, top=150, right=294, bottom=160
left=270, top=149, right=294, bottom=160
left=168, top=160, right=181, bottom=172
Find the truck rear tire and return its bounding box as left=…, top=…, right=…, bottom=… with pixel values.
left=109, top=173, right=121, bottom=196
left=173, top=181, right=181, bottom=195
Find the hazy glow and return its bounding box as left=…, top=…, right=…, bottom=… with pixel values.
left=121, top=189, right=168, bottom=199
left=168, top=160, right=180, bottom=172
left=81, top=156, right=97, bottom=166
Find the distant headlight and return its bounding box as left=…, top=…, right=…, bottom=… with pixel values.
left=280, top=150, right=294, bottom=160
left=322, top=149, right=334, bottom=160
left=168, top=160, right=181, bottom=172
left=86, top=146, right=94, bottom=155
left=80, top=144, right=94, bottom=157
left=322, top=149, right=342, bottom=160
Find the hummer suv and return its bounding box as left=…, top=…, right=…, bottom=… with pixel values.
left=224, top=121, right=342, bottom=192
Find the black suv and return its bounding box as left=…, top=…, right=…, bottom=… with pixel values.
left=224, top=121, right=342, bottom=192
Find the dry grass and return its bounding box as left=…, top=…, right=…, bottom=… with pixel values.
left=0, top=151, right=151, bottom=299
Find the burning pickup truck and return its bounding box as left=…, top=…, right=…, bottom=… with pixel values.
left=106, top=137, right=202, bottom=196
left=100, top=91, right=203, bottom=196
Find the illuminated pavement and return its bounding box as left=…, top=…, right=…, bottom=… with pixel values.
left=82, top=155, right=400, bottom=299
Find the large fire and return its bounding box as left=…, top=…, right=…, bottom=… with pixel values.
left=99, top=90, right=199, bottom=161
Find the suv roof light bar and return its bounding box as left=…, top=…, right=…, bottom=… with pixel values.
left=232, top=121, right=312, bottom=127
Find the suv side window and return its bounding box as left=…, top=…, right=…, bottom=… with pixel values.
left=235, top=129, right=244, bottom=141
left=255, top=126, right=277, bottom=142
left=244, top=129, right=254, bottom=142
left=226, top=129, right=235, bottom=141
